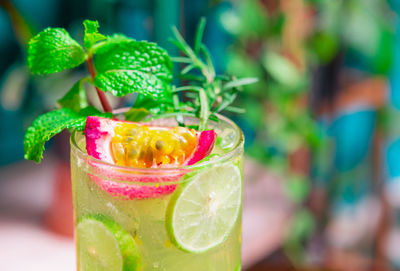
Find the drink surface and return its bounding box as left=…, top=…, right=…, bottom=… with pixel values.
left=70, top=116, right=244, bottom=271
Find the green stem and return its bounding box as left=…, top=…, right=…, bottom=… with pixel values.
left=199, top=88, right=209, bottom=131
left=173, top=86, right=203, bottom=93
left=200, top=44, right=215, bottom=81
left=88, top=40, right=107, bottom=55
left=144, top=112, right=196, bottom=122
left=171, top=27, right=212, bottom=82
left=172, top=93, right=184, bottom=127
left=171, top=56, right=192, bottom=63
left=86, top=56, right=113, bottom=113
left=1, top=0, right=34, bottom=47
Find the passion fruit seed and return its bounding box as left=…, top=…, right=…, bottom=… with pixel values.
left=111, top=142, right=125, bottom=164
left=146, top=149, right=154, bottom=162
left=138, top=150, right=145, bottom=160
left=127, top=147, right=138, bottom=159
left=153, top=138, right=175, bottom=155
left=155, top=140, right=165, bottom=151
left=177, top=136, right=187, bottom=147
left=127, top=128, right=137, bottom=136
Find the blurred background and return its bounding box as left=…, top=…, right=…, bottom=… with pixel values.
left=1, top=0, right=400, bottom=270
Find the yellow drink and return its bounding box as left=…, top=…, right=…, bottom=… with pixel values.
left=70, top=116, right=244, bottom=271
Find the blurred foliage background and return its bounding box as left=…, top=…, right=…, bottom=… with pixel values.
left=2, top=0, right=400, bottom=270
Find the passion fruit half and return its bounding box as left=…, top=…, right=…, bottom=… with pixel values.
left=84, top=116, right=217, bottom=199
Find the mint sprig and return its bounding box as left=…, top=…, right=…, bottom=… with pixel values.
left=24, top=19, right=174, bottom=162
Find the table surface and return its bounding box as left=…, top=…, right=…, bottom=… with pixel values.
left=0, top=155, right=292, bottom=271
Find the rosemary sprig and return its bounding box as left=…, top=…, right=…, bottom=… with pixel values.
left=170, top=17, right=258, bottom=131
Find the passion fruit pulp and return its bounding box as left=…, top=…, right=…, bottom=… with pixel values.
left=84, top=116, right=217, bottom=199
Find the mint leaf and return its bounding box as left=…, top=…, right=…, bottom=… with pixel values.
left=94, top=70, right=170, bottom=97
left=124, top=108, right=150, bottom=122
left=83, top=20, right=106, bottom=49
left=133, top=84, right=174, bottom=115
left=24, top=107, right=111, bottom=163
left=28, top=28, right=86, bottom=75
left=24, top=108, right=86, bottom=163
left=57, top=79, right=89, bottom=112
left=108, top=33, right=131, bottom=42
left=79, top=106, right=113, bottom=118
left=93, top=40, right=173, bottom=97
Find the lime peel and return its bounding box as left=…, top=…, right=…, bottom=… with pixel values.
left=77, top=214, right=142, bottom=271
left=166, top=163, right=242, bottom=253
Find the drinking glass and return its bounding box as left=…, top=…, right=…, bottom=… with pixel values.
left=70, top=114, right=244, bottom=271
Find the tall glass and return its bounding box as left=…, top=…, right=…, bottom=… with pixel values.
left=70, top=115, right=244, bottom=271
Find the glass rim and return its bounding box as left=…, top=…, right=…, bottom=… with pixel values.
left=70, top=113, right=244, bottom=174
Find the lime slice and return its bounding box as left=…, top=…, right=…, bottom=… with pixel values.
left=166, top=163, right=242, bottom=253
left=235, top=262, right=241, bottom=271
left=77, top=215, right=142, bottom=271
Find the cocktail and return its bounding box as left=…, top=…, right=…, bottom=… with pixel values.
left=23, top=19, right=256, bottom=271
left=70, top=114, right=243, bottom=270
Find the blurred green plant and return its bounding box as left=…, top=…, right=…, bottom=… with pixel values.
left=307, top=0, right=395, bottom=73
left=220, top=1, right=319, bottom=264
left=221, top=0, right=319, bottom=174
left=221, top=0, right=395, bottom=266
